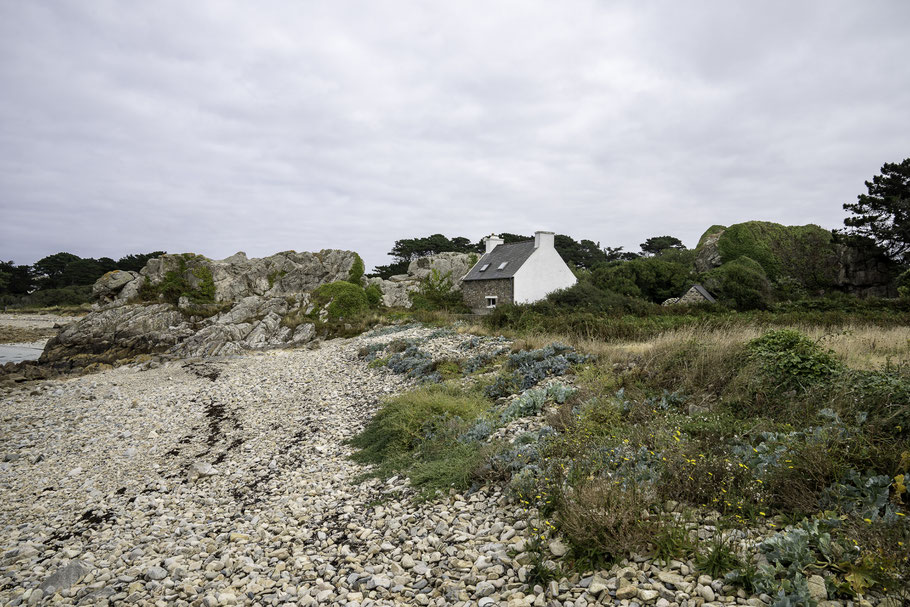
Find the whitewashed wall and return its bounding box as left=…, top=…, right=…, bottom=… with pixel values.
left=511, top=246, right=577, bottom=304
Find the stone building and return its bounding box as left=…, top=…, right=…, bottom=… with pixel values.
left=461, top=232, right=577, bottom=314
left=662, top=284, right=716, bottom=306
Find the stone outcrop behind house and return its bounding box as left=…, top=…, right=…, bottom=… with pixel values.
left=693, top=222, right=896, bottom=296
left=366, top=252, right=476, bottom=308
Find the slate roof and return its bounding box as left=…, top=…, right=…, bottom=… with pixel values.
left=462, top=240, right=536, bottom=281
left=690, top=284, right=716, bottom=302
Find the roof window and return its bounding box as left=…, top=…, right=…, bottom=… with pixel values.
left=497, top=261, right=509, bottom=270
left=479, top=263, right=490, bottom=272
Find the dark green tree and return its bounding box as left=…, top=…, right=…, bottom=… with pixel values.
left=591, top=256, right=691, bottom=303
left=33, top=252, right=81, bottom=289
left=117, top=251, right=165, bottom=273
left=373, top=234, right=481, bottom=279
left=0, top=262, right=35, bottom=295
left=59, top=258, right=110, bottom=287
left=640, top=235, right=685, bottom=257
left=603, top=246, right=640, bottom=261
left=841, top=158, right=910, bottom=264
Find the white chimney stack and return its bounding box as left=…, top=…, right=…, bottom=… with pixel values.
left=534, top=231, right=555, bottom=249
left=484, top=234, right=505, bottom=254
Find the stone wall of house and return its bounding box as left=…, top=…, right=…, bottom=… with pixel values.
left=677, top=286, right=711, bottom=304
left=462, top=278, right=513, bottom=314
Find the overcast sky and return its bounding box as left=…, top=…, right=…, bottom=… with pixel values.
left=2, top=1, right=909, bottom=271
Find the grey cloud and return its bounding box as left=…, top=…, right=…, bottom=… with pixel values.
left=2, top=1, right=909, bottom=271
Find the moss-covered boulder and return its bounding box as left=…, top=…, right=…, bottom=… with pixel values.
left=310, top=281, right=370, bottom=320
left=695, top=221, right=840, bottom=293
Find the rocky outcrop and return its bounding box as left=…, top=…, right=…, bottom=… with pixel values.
left=834, top=244, right=897, bottom=297
left=110, top=250, right=359, bottom=304
left=38, top=250, right=360, bottom=368
left=367, top=252, right=476, bottom=308
left=40, top=296, right=320, bottom=368
left=694, top=230, right=724, bottom=273
left=93, top=270, right=139, bottom=303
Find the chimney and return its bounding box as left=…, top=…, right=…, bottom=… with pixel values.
left=484, top=234, right=504, bottom=255
left=534, top=231, right=555, bottom=249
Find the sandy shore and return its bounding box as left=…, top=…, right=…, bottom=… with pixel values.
left=0, top=313, right=77, bottom=345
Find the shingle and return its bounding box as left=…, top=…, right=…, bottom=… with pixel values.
left=462, top=241, right=536, bottom=281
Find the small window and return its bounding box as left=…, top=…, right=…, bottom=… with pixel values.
left=497, top=261, right=509, bottom=270
left=479, top=263, right=490, bottom=272
left=485, top=296, right=497, bottom=308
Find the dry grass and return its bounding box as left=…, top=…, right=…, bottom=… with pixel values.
left=467, top=323, right=909, bottom=372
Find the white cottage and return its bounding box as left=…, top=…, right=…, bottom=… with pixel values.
left=461, top=231, right=577, bottom=314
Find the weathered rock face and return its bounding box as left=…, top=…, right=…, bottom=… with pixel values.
left=93, top=270, right=139, bottom=303
left=41, top=303, right=193, bottom=367
left=694, top=231, right=724, bottom=273
left=40, top=250, right=359, bottom=368
left=40, top=297, right=319, bottom=367
left=115, top=250, right=358, bottom=304
left=835, top=244, right=897, bottom=296
left=368, top=252, right=476, bottom=308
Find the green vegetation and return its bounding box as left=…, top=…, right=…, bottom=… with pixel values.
left=408, top=269, right=469, bottom=312
left=349, top=384, right=494, bottom=496
left=139, top=254, right=216, bottom=305
left=310, top=281, right=370, bottom=320
left=266, top=269, right=287, bottom=288
left=350, top=326, right=909, bottom=603
left=348, top=253, right=365, bottom=284
left=1, top=250, right=164, bottom=307
left=841, top=157, right=910, bottom=265
left=704, top=256, right=772, bottom=310
left=712, top=221, right=839, bottom=289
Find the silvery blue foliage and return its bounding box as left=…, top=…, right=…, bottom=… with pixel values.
left=546, top=382, right=577, bottom=404
left=501, top=388, right=548, bottom=423
left=460, top=336, right=482, bottom=350
left=459, top=419, right=495, bottom=444
left=463, top=347, right=509, bottom=374
left=366, top=323, right=421, bottom=337
left=386, top=345, right=438, bottom=382
left=820, top=470, right=893, bottom=519
left=358, top=343, right=386, bottom=362
left=485, top=343, right=588, bottom=398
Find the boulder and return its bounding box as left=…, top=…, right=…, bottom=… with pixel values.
left=92, top=270, right=139, bottom=303
left=407, top=252, right=475, bottom=285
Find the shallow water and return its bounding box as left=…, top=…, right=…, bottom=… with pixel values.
left=0, top=341, right=45, bottom=363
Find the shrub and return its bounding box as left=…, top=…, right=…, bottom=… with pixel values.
left=310, top=281, right=369, bottom=320
left=898, top=268, right=910, bottom=298
left=409, top=268, right=468, bottom=312
left=485, top=343, right=588, bottom=398
left=139, top=254, right=216, bottom=305
left=590, top=256, right=692, bottom=303
left=555, top=478, right=657, bottom=565
left=747, top=329, right=842, bottom=391
left=348, top=253, right=365, bottom=284
left=705, top=256, right=773, bottom=310
left=348, top=384, right=493, bottom=494
left=365, top=284, right=383, bottom=308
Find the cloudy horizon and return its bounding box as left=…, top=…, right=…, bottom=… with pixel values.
left=2, top=1, right=909, bottom=271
